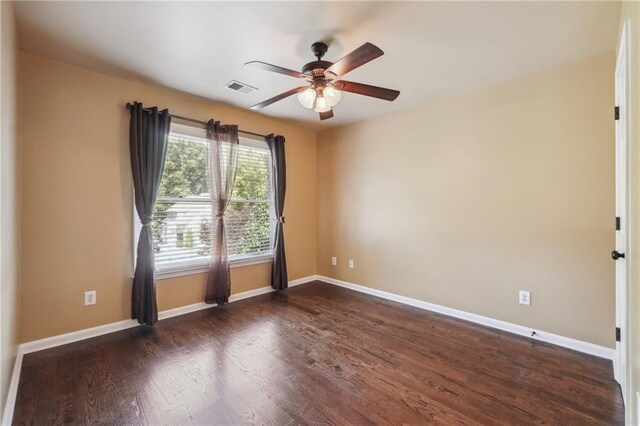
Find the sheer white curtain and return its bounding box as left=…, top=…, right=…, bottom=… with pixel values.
left=204, top=120, right=239, bottom=304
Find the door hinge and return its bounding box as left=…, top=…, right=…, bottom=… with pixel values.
left=616, top=216, right=621, bottom=231
left=615, top=106, right=620, bottom=120
left=616, top=327, right=621, bottom=342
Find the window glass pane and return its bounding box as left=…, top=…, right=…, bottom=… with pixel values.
left=231, top=144, right=271, bottom=201
left=226, top=200, right=272, bottom=257
left=152, top=200, right=212, bottom=271
left=159, top=134, right=210, bottom=198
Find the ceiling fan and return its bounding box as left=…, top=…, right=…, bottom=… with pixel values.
left=245, top=42, right=400, bottom=120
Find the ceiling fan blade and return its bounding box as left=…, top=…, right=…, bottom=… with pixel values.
left=324, top=43, right=384, bottom=79
left=319, top=108, right=334, bottom=120
left=245, top=61, right=308, bottom=79
left=251, top=86, right=308, bottom=110
left=333, top=80, right=400, bottom=101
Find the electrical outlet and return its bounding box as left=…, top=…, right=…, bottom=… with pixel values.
left=331, top=256, right=337, bottom=266
left=349, top=260, right=355, bottom=269
left=519, top=290, right=530, bottom=306
left=85, top=290, right=96, bottom=306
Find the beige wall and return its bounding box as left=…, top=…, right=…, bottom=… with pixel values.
left=19, top=53, right=317, bottom=342
left=619, top=2, right=640, bottom=424
left=318, top=52, right=615, bottom=348
left=0, top=0, right=20, bottom=419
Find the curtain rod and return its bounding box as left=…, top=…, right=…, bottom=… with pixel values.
left=125, top=103, right=268, bottom=139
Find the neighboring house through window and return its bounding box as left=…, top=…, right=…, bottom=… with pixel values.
left=140, top=123, right=274, bottom=274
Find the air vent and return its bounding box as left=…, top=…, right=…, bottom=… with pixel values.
left=225, top=80, right=257, bottom=94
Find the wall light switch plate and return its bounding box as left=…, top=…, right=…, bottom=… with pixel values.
left=519, top=290, right=530, bottom=306
left=331, top=257, right=337, bottom=266
left=85, top=290, right=97, bottom=306
left=349, top=260, right=355, bottom=269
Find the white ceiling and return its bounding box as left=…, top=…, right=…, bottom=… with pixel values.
left=14, top=1, right=621, bottom=130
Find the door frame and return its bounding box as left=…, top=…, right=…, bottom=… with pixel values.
left=614, top=19, right=630, bottom=409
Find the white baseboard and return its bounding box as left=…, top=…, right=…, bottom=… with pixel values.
left=317, top=275, right=615, bottom=361
left=288, top=275, right=318, bottom=287
left=1, top=346, right=23, bottom=426
left=1, top=274, right=317, bottom=426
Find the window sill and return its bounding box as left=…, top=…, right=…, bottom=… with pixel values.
left=230, top=254, right=274, bottom=268
left=155, top=254, right=273, bottom=280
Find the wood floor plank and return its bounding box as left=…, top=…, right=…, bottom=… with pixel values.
left=12, top=281, right=623, bottom=425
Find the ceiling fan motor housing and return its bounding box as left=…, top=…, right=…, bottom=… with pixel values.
left=302, top=61, right=333, bottom=78
left=304, top=42, right=334, bottom=81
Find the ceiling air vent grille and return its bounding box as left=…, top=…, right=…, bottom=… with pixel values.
left=226, top=80, right=257, bottom=94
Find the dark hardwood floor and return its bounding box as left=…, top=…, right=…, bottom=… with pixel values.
left=13, top=281, right=623, bottom=425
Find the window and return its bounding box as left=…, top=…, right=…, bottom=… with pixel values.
left=147, top=123, right=273, bottom=274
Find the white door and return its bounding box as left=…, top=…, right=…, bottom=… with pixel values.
left=613, top=20, right=630, bottom=405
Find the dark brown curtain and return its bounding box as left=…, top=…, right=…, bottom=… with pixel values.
left=205, top=120, right=239, bottom=304
left=129, top=102, right=171, bottom=325
left=266, top=135, right=288, bottom=290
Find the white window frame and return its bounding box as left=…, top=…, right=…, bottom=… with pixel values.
left=132, top=123, right=274, bottom=279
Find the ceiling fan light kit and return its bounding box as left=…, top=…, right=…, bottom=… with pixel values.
left=297, top=87, right=316, bottom=109
left=314, top=95, right=331, bottom=113
left=297, top=84, right=341, bottom=111
left=323, top=86, right=342, bottom=107
left=246, top=41, right=400, bottom=120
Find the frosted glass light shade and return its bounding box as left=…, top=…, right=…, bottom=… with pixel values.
left=323, top=86, right=342, bottom=107
left=314, top=96, right=331, bottom=113
left=297, top=88, right=316, bottom=109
